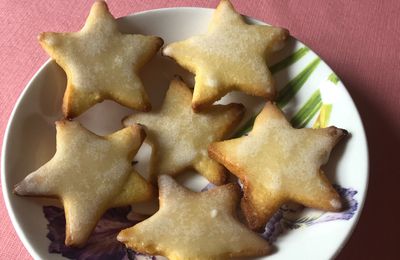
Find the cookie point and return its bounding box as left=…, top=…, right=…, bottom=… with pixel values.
left=191, top=101, right=207, bottom=112
left=130, top=124, right=147, bottom=142
left=121, top=116, right=131, bottom=127
left=37, top=32, right=45, bottom=42
left=64, top=234, right=75, bottom=247
left=38, top=32, right=59, bottom=46
left=88, top=0, right=111, bottom=20
left=155, top=36, right=164, bottom=48
left=274, top=27, right=290, bottom=42
left=116, top=230, right=127, bottom=243
left=162, top=45, right=172, bottom=56
left=327, top=126, right=348, bottom=138
left=93, top=0, right=107, bottom=8
left=330, top=198, right=342, bottom=210
left=340, top=128, right=349, bottom=136
left=13, top=184, right=23, bottom=195
left=218, top=0, right=234, bottom=7
left=282, top=27, right=290, bottom=38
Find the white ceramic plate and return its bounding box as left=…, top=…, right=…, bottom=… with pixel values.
left=2, top=7, right=368, bottom=260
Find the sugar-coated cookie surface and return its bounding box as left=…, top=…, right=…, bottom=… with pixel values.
left=14, top=121, right=153, bottom=246
left=39, top=1, right=163, bottom=118
left=163, top=0, right=288, bottom=111
left=118, top=175, right=270, bottom=260
left=209, top=102, right=347, bottom=230
left=123, top=78, right=244, bottom=185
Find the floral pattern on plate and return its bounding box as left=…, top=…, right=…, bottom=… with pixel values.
left=44, top=184, right=357, bottom=259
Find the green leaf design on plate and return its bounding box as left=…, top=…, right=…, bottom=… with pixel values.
left=313, top=72, right=340, bottom=128
left=290, top=90, right=322, bottom=128
left=276, top=57, right=321, bottom=108
left=234, top=57, right=321, bottom=137
left=328, top=72, right=340, bottom=84
left=270, top=47, right=310, bottom=74
left=313, top=103, right=332, bottom=128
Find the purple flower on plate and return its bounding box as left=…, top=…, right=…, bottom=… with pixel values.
left=127, top=251, right=165, bottom=260
left=261, top=185, right=358, bottom=242
left=44, top=206, right=147, bottom=260
left=306, top=185, right=358, bottom=225
left=44, top=184, right=358, bottom=258
left=261, top=209, right=284, bottom=243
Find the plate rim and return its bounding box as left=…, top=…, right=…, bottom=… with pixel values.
left=2, top=59, right=53, bottom=260
left=1, top=6, right=369, bottom=260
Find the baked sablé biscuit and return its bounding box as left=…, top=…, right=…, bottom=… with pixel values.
left=14, top=121, right=154, bottom=246
left=123, top=78, right=244, bottom=185
left=118, top=175, right=270, bottom=259
left=209, top=102, right=347, bottom=230
left=162, top=0, right=288, bottom=111
left=39, top=1, right=163, bottom=118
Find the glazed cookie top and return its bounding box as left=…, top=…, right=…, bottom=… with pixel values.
left=124, top=78, right=244, bottom=185
left=209, top=102, right=347, bottom=230
left=14, top=121, right=152, bottom=246
left=118, top=175, right=270, bottom=260
left=39, top=1, right=163, bottom=118
left=163, top=0, right=288, bottom=110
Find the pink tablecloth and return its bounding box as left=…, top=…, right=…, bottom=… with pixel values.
left=1, top=0, right=399, bottom=259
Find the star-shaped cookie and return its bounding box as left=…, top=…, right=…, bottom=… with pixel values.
left=39, top=1, right=163, bottom=118
left=162, top=0, right=288, bottom=110
left=209, top=102, right=347, bottom=230
left=123, top=78, right=244, bottom=185
left=14, top=121, right=154, bottom=246
left=118, top=175, right=270, bottom=259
